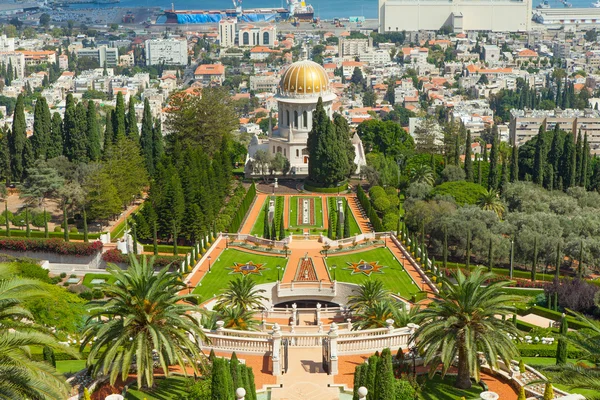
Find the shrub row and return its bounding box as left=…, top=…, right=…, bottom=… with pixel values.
left=526, top=306, right=589, bottom=330
left=228, top=182, right=256, bottom=233
left=31, top=350, right=90, bottom=362
left=304, top=181, right=348, bottom=193
left=0, top=238, right=102, bottom=256
left=102, top=248, right=184, bottom=269
left=0, top=229, right=101, bottom=240
left=517, top=343, right=585, bottom=359
left=356, top=185, right=384, bottom=231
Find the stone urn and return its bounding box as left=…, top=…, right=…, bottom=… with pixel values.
left=480, top=391, right=499, bottom=400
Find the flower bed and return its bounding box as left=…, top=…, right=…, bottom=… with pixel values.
left=0, top=238, right=102, bottom=256
left=102, top=249, right=184, bottom=269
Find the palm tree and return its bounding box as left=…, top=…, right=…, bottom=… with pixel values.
left=0, top=265, right=76, bottom=399
left=218, top=307, right=259, bottom=331
left=81, top=255, right=207, bottom=389
left=413, top=267, right=520, bottom=389
left=477, top=189, right=505, bottom=218
left=352, top=300, right=406, bottom=330
left=216, top=276, right=267, bottom=311
left=410, top=164, right=434, bottom=186
left=348, top=280, right=390, bottom=312
left=543, top=311, right=600, bottom=392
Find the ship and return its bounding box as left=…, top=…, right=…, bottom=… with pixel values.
left=157, top=0, right=313, bottom=24
left=536, top=0, right=550, bottom=8
left=593, top=0, right=600, bottom=7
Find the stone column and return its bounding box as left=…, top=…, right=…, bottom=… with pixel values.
left=316, top=303, right=321, bottom=323
left=271, top=323, right=282, bottom=376
left=291, top=303, right=297, bottom=326
left=328, top=323, right=339, bottom=375
left=347, top=318, right=352, bottom=330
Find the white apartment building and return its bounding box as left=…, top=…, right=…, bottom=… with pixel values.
left=0, top=35, right=14, bottom=52
left=339, top=37, right=373, bottom=57
left=360, top=49, right=391, bottom=66
left=0, top=52, right=25, bottom=78
left=238, top=25, right=276, bottom=48
left=249, top=74, right=279, bottom=92
left=145, top=39, right=188, bottom=66
left=76, top=46, right=119, bottom=67
left=219, top=18, right=237, bottom=49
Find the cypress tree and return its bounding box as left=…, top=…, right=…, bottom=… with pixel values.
left=4, top=202, right=9, bottom=237
left=510, top=143, right=519, bottom=182
left=126, top=97, right=139, bottom=139
left=153, top=221, right=158, bottom=255
left=230, top=352, right=240, bottom=390
left=336, top=211, right=343, bottom=240
left=82, top=206, right=88, bottom=242
left=464, top=130, right=473, bottom=181
left=344, top=204, right=350, bottom=238
left=569, top=133, right=577, bottom=189
left=263, top=203, right=270, bottom=239
left=353, top=364, right=364, bottom=400
left=172, top=220, right=178, bottom=256
left=477, top=156, right=483, bottom=185
left=488, top=125, right=499, bottom=190
left=43, top=207, right=48, bottom=238
left=366, top=355, right=379, bottom=397
left=327, top=214, right=333, bottom=239
left=71, top=102, right=89, bottom=162
left=86, top=101, right=101, bottom=161
left=9, top=94, right=27, bottom=182
left=152, top=119, right=164, bottom=171
left=22, top=139, right=34, bottom=179
left=548, top=125, right=562, bottom=187
left=375, top=348, right=394, bottom=400
left=279, top=212, right=285, bottom=240
left=465, top=229, right=471, bottom=269
left=103, top=111, right=113, bottom=157
left=113, top=92, right=126, bottom=141
left=140, top=98, right=154, bottom=174
left=63, top=203, right=69, bottom=242
left=247, top=366, right=257, bottom=400
left=578, top=240, right=584, bottom=278
left=555, top=242, right=561, bottom=280
left=576, top=130, right=583, bottom=186
left=42, top=345, right=56, bottom=368
left=31, top=97, right=51, bottom=160
left=533, top=126, right=545, bottom=185
left=559, top=132, right=576, bottom=190
left=25, top=207, right=30, bottom=238
left=488, top=238, right=493, bottom=272
left=62, top=93, right=76, bottom=159
left=556, top=316, right=568, bottom=365
left=271, top=218, right=277, bottom=241
left=48, top=112, right=63, bottom=159
left=453, top=126, right=461, bottom=166
left=582, top=133, right=590, bottom=188
left=500, top=155, right=509, bottom=192
left=531, top=236, right=537, bottom=282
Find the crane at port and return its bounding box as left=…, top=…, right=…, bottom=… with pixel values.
left=232, top=0, right=243, bottom=13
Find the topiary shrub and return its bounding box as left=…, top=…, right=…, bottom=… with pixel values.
left=517, top=387, right=526, bottom=400
left=53, top=226, right=61, bottom=232
left=519, top=359, right=526, bottom=373
left=543, top=383, right=554, bottom=400
left=59, top=272, right=67, bottom=278
left=69, top=227, right=78, bottom=233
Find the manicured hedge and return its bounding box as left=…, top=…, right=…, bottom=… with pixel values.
left=0, top=238, right=102, bottom=256
left=228, top=182, right=257, bottom=233
left=31, top=350, right=90, bottom=362
left=102, top=248, right=184, bottom=269
left=0, top=229, right=101, bottom=240
left=141, top=244, right=193, bottom=254
left=411, top=291, right=427, bottom=303
left=517, top=343, right=584, bottom=359
left=304, top=181, right=348, bottom=193
left=526, top=306, right=589, bottom=330
left=357, top=185, right=384, bottom=231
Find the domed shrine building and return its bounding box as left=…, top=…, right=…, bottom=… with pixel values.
left=246, top=60, right=366, bottom=177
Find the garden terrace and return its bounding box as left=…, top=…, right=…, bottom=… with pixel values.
left=289, top=196, right=323, bottom=230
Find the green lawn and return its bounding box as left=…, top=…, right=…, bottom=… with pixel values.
left=289, top=196, right=324, bottom=229
left=82, top=273, right=116, bottom=288
left=56, top=360, right=87, bottom=374
left=324, top=247, right=419, bottom=300
left=418, top=374, right=483, bottom=400
left=125, top=376, right=193, bottom=400
left=438, top=261, right=557, bottom=282
left=250, top=196, right=283, bottom=237
left=192, top=248, right=288, bottom=303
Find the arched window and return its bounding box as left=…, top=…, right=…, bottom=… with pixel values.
left=283, top=149, right=286, bottom=156
left=277, top=146, right=282, bottom=153
left=273, top=146, right=276, bottom=153
left=296, top=149, right=299, bottom=157
left=286, top=110, right=290, bottom=126
left=303, top=111, right=308, bottom=128
left=242, top=32, right=249, bottom=45
left=294, top=111, right=298, bottom=128
left=263, top=32, right=269, bottom=45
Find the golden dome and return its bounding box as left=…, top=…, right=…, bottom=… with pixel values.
left=279, top=60, right=330, bottom=96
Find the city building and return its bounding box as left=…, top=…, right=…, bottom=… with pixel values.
left=378, top=0, right=532, bottom=32
left=16, top=50, right=56, bottom=66
left=246, top=60, right=366, bottom=176
left=76, top=46, right=119, bottom=67
left=249, top=74, right=279, bottom=92
left=339, top=37, right=373, bottom=57
left=510, top=109, right=600, bottom=154
left=144, top=39, right=188, bottom=66
left=193, top=64, right=225, bottom=85
left=238, top=25, right=276, bottom=48
left=482, top=45, right=501, bottom=63
left=0, top=52, right=25, bottom=78
left=219, top=18, right=237, bottom=49
left=0, top=35, right=14, bottom=52
left=58, top=54, right=68, bottom=70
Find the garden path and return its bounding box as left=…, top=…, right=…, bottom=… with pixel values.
left=240, top=193, right=267, bottom=234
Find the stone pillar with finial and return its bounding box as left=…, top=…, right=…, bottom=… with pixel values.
left=358, top=387, right=368, bottom=400
left=236, top=387, right=246, bottom=400
left=271, top=323, right=282, bottom=376
left=328, top=323, right=339, bottom=375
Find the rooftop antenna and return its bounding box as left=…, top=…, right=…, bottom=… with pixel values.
left=171, top=2, right=174, bottom=12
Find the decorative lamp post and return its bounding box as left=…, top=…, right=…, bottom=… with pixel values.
left=208, top=256, right=212, bottom=273
left=277, top=265, right=281, bottom=281
left=332, top=264, right=337, bottom=281
left=509, top=239, right=514, bottom=279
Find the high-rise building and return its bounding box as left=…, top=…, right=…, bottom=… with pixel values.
left=144, top=39, right=188, bottom=66
left=219, top=18, right=237, bottom=49
left=378, top=0, right=532, bottom=32
left=76, top=46, right=119, bottom=67
left=0, top=34, right=14, bottom=52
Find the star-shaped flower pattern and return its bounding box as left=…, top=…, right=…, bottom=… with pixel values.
left=344, top=260, right=386, bottom=276
left=228, top=261, right=268, bottom=276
